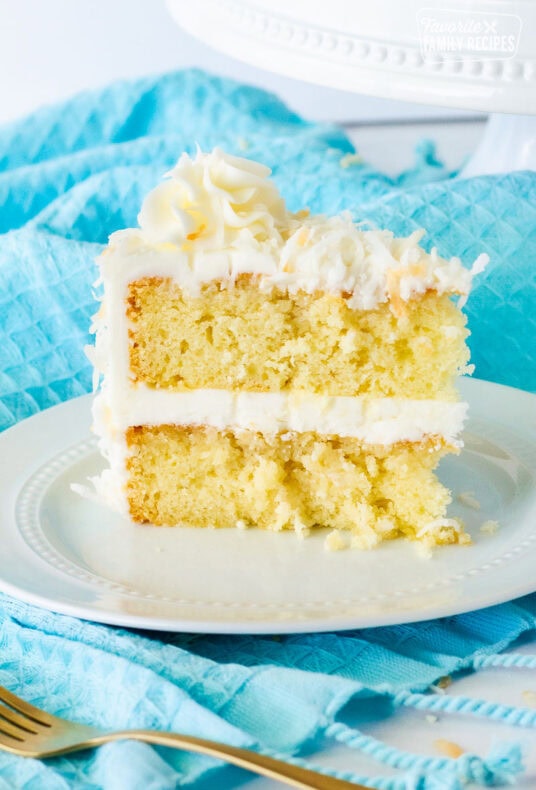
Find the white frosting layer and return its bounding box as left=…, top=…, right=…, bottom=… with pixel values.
left=96, top=386, right=468, bottom=445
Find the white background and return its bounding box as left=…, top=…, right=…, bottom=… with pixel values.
left=1, top=1, right=534, bottom=787
left=0, top=0, right=480, bottom=125
left=0, top=0, right=485, bottom=173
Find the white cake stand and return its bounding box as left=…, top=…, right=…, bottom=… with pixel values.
left=167, top=0, right=536, bottom=175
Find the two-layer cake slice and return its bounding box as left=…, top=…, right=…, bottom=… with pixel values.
left=89, top=148, right=486, bottom=549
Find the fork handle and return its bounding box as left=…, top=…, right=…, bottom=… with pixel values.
left=95, top=730, right=367, bottom=789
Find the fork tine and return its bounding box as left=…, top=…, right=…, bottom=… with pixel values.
left=0, top=703, right=39, bottom=734
left=0, top=717, right=25, bottom=742
left=0, top=686, right=53, bottom=726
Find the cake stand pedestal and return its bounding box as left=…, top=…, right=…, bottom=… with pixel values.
left=461, top=113, right=536, bottom=176
left=167, top=0, right=536, bottom=175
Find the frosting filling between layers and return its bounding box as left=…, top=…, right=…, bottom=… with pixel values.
left=94, top=387, right=467, bottom=445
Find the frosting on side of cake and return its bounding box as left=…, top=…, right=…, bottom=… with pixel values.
left=102, top=148, right=488, bottom=312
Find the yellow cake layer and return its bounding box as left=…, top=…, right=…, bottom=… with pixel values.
left=127, top=277, right=469, bottom=399
left=125, top=425, right=465, bottom=546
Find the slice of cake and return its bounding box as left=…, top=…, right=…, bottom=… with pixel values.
left=88, top=148, right=486, bottom=549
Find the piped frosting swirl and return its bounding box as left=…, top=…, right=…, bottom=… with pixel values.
left=138, top=148, right=287, bottom=248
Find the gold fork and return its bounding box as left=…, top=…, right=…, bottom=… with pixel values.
left=0, top=685, right=369, bottom=789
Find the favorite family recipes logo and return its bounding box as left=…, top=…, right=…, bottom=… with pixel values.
left=417, top=8, right=521, bottom=61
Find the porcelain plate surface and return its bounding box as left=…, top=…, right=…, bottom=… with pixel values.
left=1, top=378, right=536, bottom=634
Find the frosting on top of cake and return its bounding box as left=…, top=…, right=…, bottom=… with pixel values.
left=104, top=147, right=488, bottom=311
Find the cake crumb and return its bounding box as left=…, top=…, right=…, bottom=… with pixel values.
left=441, top=325, right=461, bottom=339
left=236, top=519, right=250, bottom=530
left=324, top=530, right=349, bottom=552
left=339, top=152, right=363, bottom=169
left=429, top=676, right=452, bottom=695
left=480, top=520, right=500, bottom=535
left=350, top=531, right=380, bottom=550
left=413, top=335, right=433, bottom=354
left=295, top=521, right=311, bottom=540
left=457, top=491, right=481, bottom=510
left=415, top=540, right=434, bottom=560
left=522, top=690, right=536, bottom=708
left=339, top=329, right=358, bottom=354
left=434, top=739, right=464, bottom=758
left=237, top=137, right=250, bottom=151
left=425, top=714, right=439, bottom=724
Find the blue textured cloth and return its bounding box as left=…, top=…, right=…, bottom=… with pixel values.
left=1, top=70, right=535, bottom=789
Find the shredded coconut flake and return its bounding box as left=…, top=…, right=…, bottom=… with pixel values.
left=339, top=152, right=364, bottom=169
left=457, top=491, right=481, bottom=510
left=416, top=518, right=463, bottom=539
left=70, top=482, right=100, bottom=502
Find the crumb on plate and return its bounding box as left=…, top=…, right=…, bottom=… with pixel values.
left=522, top=690, right=536, bottom=708
left=434, top=739, right=465, bottom=758
left=457, top=491, right=481, bottom=510
left=480, top=519, right=500, bottom=535
left=324, top=529, right=349, bottom=552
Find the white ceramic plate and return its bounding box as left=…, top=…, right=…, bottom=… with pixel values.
left=1, top=378, right=536, bottom=634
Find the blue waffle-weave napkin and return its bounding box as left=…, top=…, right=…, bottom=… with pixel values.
left=0, top=70, right=535, bottom=789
